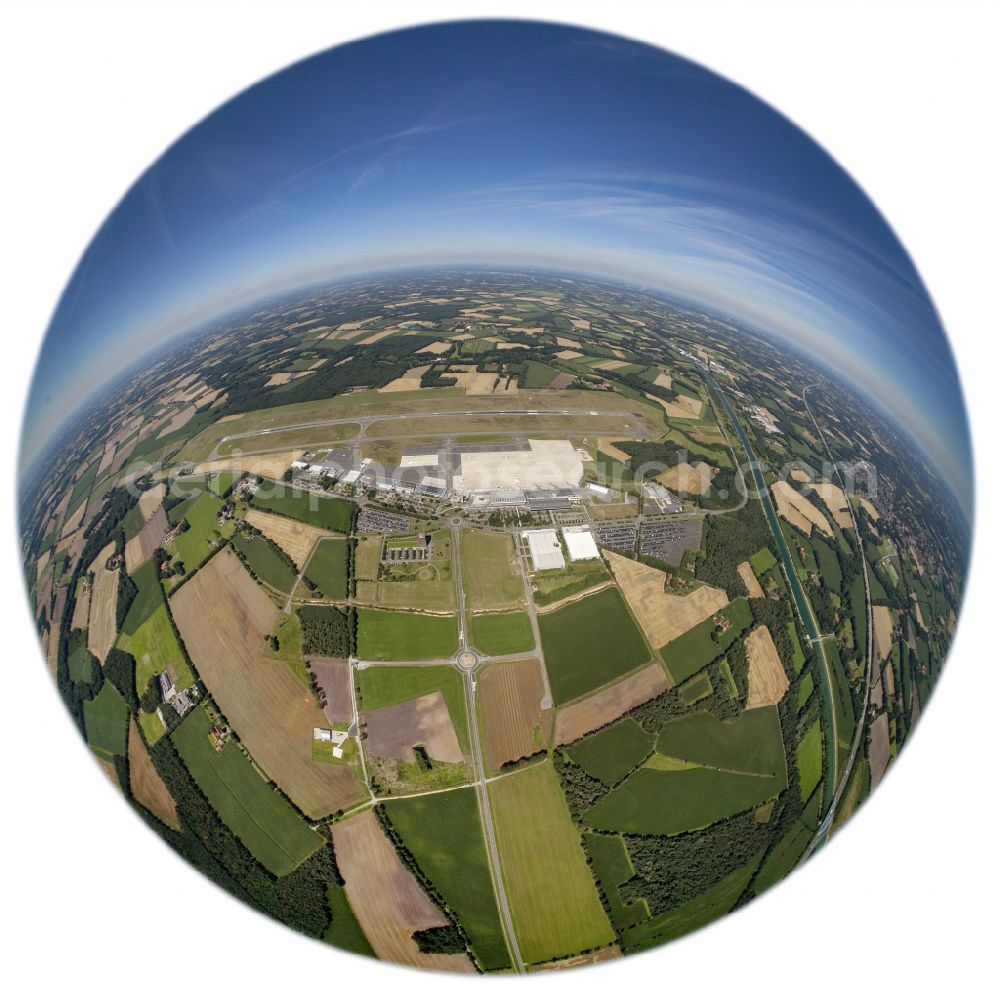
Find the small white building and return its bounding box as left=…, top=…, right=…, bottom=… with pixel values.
left=562, top=526, right=600, bottom=561
left=586, top=482, right=611, bottom=498
left=523, top=529, right=566, bottom=571
left=341, top=469, right=361, bottom=486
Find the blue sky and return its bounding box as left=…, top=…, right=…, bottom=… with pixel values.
left=22, top=20, right=972, bottom=513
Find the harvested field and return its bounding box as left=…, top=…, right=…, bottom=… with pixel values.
left=138, top=482, right=166, bottom=522
left=87, top=542, right=119, bottom=664
left=604, top=549, right=727, bottom=649
left=771, top=481, right=833, bottom=537
left=738, top=561, right=765, bottom=598
left=656, top=460, right=714, bottom=495
left=195, top=451, right=302, bottom=479
left=869, top=712, right=891, bottom=785
left=59, top=500, right=86, bottom=539
left=461, top=530, right=524, bottom=609
left=128, top=720, right=179, bottom=830
left=158, top=404, right=197, bottom=437
left=555, top=336, right=581, bottom=348
left=171, top=548, right=364, bottom=818
left=357, top=328, right=396, bottom=346
left=245, top=507, right=332, bottom=564
left=364, top=691, right=463, bottom=763
left=883, top=659, right=896, bottom=699
left=597, top=437, right=632, bottom=462
left=71, top=580, right=91, bottom=630
left=873, top=605, right=895, bottom=661
left=860, top=497, right=880, bottom=520
left=790, top=468, right=812, bottom=483
left=645, top=392, right=704, bottom=420
left=479, top=658, right=549, bottom=770
left=593, top=359, right=630, bottom=371
left=812, top=482, right=853, bottom=529
left=125, top=505, right=168, bottom=573
left=416, top=340, right=452, bottom=355
left=588, top=501, right=638, bottom=520
left=652, top=371, right=673, bottom=390
left=554, top=349, right=583, bottom=360
left=309, top=657, right=353, bottom=724
left=331, top=810, right=474, bottom=972
left=354, top=534, right=384, bottom=581
left=554, top=663, right=669, bottom=744
left=745, top=626, right=790, bottom=708
left=378, top=365, right=430, bottom=393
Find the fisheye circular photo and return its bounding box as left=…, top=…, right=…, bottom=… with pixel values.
left=19, top=19, right=972, bottom=974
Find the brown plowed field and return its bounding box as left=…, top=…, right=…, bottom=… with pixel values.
left=309, top=657, right=353, bottom=724
left=128, top=720, right=179, bottom=830
left=554, top=663, right=668, bottom=744
left=331, top=810, right=474, bottom=972
left=364, top=691, right=463, bottom=763
left=480, top=657, right=549, bottom=770
left=125, top=505, right=168, bottom=573
left=171, top=547, right=364, bottom=818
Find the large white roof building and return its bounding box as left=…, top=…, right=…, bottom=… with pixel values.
left=522, top=528, right=566, bottom=571
left=562, top=526, right=600, bottom=561
left=454, top=439, right=583, bottom=494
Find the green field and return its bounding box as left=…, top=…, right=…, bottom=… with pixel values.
left=304, top=537, right=349, bottom=600
left=251, top=485, right=354, bottom=533
left=788, top=621, right=807, bottom=672
left=749, top=547, right=778, bottom=575
left=461, top=531, right=524, bottom=609
left=566, top=718, right=653, bottom=786
left=84, top=683, right=129, bottom=758
left=324, top=885, right=374, bottom=957
left=383, top=787, right=510, bottom=971
left=68, top=628, right=95, bottom=683
left=232, top=531, right=298, bottom=593
left=583, top=708, right=786, bottom=835
left=522, top=360, right=559, bottom=389
left=166, top=491, right=224, bottom=574
left=469, top=611, right=534, bottom=656
left=489, top=761, right=614, bottom=965
left=537, top=587, right=650, bottom=704
left=173, top=706, right=323, bottom=876
left=583, top=833, right=649, bottom=931
left=357, top=664, right=469, bottom=753
left=680, top=672, right=713, bottom=705
left=752, top=788, right=822, bottom=894
left=583, top=764, right=784, bottom=836
left=620, top=851, right=765, bottom=951
left=797, top=719, right=823, bottom=802
left=812, top=537, right=842, bottom=591
left=655, top=707, right=786, bottom=776
left=120, top=601, right=193, bottom=702
left=120, top=558, right=165, bottom=637
left=355, top=608, right=459, bottom=662
left=659, top=597, right=753, bottom=684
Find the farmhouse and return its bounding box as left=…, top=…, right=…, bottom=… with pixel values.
left=523, top=529, right=565, bottom=571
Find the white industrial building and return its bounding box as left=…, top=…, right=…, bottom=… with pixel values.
left=562, top=526, right=600, bottom=561
left=453, top=439, right=584, bottom=494
left=522, top=528, right=566, bottom=571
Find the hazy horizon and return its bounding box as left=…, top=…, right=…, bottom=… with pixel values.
left=20, top=20, right=973, bottom=514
